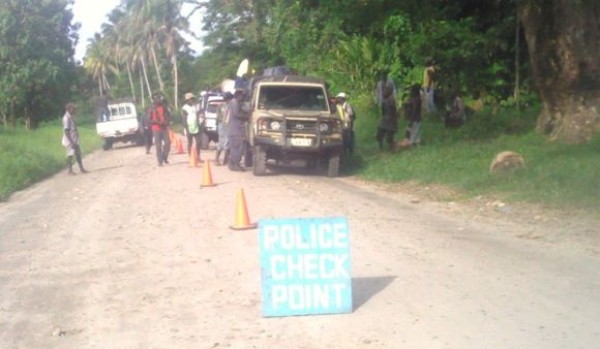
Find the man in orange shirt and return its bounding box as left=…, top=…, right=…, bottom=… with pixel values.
left=149, top=92, right=172, bottom=166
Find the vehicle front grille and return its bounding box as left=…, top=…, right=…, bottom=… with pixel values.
left=286, top=119, right=317, bottom=134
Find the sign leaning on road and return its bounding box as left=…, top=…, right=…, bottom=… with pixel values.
left=259, top=217, right=352, bottom=317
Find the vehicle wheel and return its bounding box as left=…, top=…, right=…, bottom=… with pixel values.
left=327, top=153, right=340, bottom=177
left=200, top=132, right=210, bottom=150
left=253, top=145, right=267, bottom=176
left=102, top=138, right=113, bottom=151
left=243, top=142, right=253, bottom=167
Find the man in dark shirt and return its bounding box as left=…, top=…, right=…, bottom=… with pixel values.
left=227, top=89, right=248, bottom=171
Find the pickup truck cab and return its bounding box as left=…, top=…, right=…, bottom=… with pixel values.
left=199, top=94, right=225, bottom=149
left=96, top=101, right=143, bottom=150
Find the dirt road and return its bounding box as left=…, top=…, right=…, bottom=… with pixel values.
left=1, top=142, right=599, bottom=349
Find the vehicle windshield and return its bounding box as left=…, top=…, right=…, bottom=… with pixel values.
left=257, top=86, right=328, bottom=111
left=108, top=104, right=135, bottom=120
left=206, top=101, right=223, bottom=113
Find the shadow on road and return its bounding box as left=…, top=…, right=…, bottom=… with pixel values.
left=352, top=276, right=397, bottom=311
left=87, top=165, right=124, bottom=173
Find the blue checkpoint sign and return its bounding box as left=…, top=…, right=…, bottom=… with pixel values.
left=259, top=217, right=352, bottom=317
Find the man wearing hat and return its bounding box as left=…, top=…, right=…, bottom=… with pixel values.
left=149, top=92, right=172, bottom=166
left=182, top=92, right=202, bottom=161
left=336, top=92, right=356, bottom=155
left=227, top=89, right=248, bottom=171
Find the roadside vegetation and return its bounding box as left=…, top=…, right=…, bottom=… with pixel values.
left=0, top=120, right=101, bottom=201
left=348, top=98, right=600, bottom=211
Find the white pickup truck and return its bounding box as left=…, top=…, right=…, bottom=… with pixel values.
left=96, top=101, right=143, bottom=150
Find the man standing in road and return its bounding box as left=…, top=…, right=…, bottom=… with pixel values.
left=141, top=106, right=153, bottom=154
left=181, top=92, right=202, bottom=162
left=150, top=92, right=172, bottom=166
left=227, top=89, right=248, bottom=172
left=62, top=103, right=87, bottom=175
left=215, top=92, right=234, bottom=166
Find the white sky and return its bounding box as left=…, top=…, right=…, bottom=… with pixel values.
left=72, top=0, right=204, bottom=62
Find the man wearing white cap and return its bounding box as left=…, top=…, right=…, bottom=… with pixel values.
left=336, top=92, right=356, bottom=155
left=182, top=92, right=202, bottom=161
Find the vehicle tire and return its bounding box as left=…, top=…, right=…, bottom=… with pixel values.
left=102, top=138, right=114, bottom=151
left=200, top=132, right=210, bottom=150
left=243, top=142, right=253, bottom=167
left=327, top=153, right=340, bottom=177
left=253, top=145, right=267, bottom=176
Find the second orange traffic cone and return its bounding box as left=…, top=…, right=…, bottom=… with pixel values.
left=229, top=189, right=257, bottom=230
left=189, top=148, right=199, bottom=167
left=200, top=159, right=217, bottom=187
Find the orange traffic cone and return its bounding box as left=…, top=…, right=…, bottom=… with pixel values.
left=176, top=138, right=185, bottom=154
left=189, top=148, right=199, bottom=167
left=229, top=189, right=257, bottom=230
left=200, top=159, right=217, bottom=187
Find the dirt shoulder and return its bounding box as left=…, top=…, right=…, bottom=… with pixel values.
left=348, top=178, right=600, bottom=255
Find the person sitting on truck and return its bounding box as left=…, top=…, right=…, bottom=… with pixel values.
left=150, top=92, right=171, bottom=166
left=96, top=91, right=109, bottom=122
left=182, top=92, right=202, bottom=162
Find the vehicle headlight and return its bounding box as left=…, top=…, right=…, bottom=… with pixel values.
left=319, top=123, right=329, bottom=133
left=270, top=121, right=282, bottom=131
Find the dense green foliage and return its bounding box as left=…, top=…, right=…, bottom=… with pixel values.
left=0, top=0, right=79, bottom=128
left=193, top=0, right=531, bottom=105
left=78, top=0, right=532, bottom=110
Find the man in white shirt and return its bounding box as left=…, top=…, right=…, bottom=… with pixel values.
left=182, top=92, right=202, bottom=161
left=61, top=103, right=87, bottom=175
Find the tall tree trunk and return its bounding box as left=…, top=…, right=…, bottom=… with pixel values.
left=127, top=62, right=137, bottom=103
left=518, top=1, right=600, bottom=143
left=514, top=9, right=521, bottom=114
left=140, top=57, right=153, bottom=98
left=172, top=54, right=179, bottom=110
left=140, top=71, right=146, bottom=108
left=150, top=45, right=165, bottom=93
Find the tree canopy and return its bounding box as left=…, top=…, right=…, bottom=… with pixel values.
left=0, top=0, right=78, bottom=127
left=2, top=0, right=599, bottom=142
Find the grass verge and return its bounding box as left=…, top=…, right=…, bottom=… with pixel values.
left=0, top=119, right=102, bottom=201
left=346, top=97, right=600, bottom=212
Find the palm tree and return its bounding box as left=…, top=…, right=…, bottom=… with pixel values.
left=83, top=34, right=115, bottom=95
left=126, top=0, right=166, bottom=94
left=158, top=0, right=192, bottom=109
